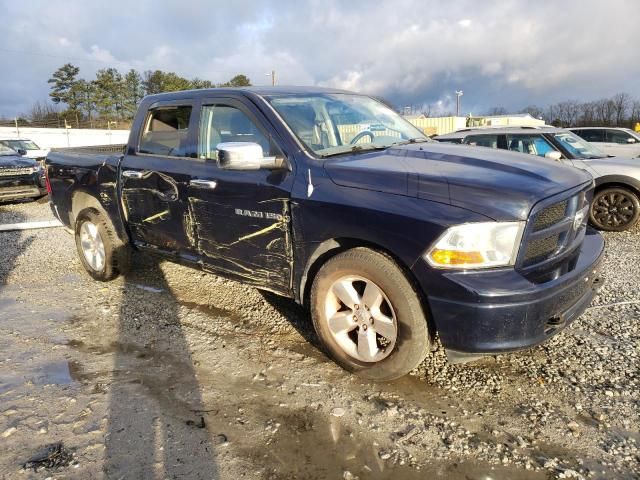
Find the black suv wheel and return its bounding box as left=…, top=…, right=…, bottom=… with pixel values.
left=589, top=187, right=640, bottom=232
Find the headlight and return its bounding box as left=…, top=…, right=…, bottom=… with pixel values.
left=425, top=221, right=525, bottom=269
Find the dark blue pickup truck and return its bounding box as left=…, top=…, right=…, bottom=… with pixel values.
left=46, top=87, right=604, bottom=380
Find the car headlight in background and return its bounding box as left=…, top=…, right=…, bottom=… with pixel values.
left=425, top=221, right=525, bottom=269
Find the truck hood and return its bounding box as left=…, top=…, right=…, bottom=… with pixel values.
left=324, top=142, right=592, bottom=221
left=0, top=155, right=38, bottom=168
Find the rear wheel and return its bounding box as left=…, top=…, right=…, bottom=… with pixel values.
left=310, top=248, right=431, bottom=381
left=74, top=209, right=131, bottom=281
left=589, top=187, right=640, bottom=232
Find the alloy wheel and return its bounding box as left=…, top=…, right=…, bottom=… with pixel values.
left=592, top=191, right=636, bottom=228
left=323, top=275, right=398, bottom=363
left=79, top=221, right=106, bottom=272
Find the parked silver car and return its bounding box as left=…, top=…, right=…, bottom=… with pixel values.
left=435, top=126, right=640, bottom=231
left=569, top=127, right=640, bottom=158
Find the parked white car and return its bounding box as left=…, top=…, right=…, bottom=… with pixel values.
left=569, top=127, right=640, bottom=158
left=0, top=138, right=49, bottom=162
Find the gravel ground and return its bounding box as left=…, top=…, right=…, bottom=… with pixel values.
left=0, top=199, right=638, bottom=479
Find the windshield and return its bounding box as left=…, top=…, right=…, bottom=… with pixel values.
left=0, top=144, right=19, bottom=156
left=552, top=132, right=607, bottom=159
left=266, top=93, right=430, bottom=157
left=623, top=128, right=640, bottom=141
left=4, top=139, right=40, bottom=150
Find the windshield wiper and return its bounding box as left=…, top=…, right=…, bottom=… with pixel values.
left=319, top=144, right=390, bottom=158
left=350, top=144, right=389, bottom=153
left=391, top=138, right=430, bottom=146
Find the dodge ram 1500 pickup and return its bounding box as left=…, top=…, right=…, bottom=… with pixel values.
left=46, top=87, right=604, bottom=380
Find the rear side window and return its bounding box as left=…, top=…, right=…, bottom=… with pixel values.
left=139, top=106, right=193, bottom=157
left=505, top=134, right=557, bottom=157
left=573, top=129, right=604, bottom=143
left=606, top=129, right=634, bottom=144
left=464, top=135, right=499, bottom=149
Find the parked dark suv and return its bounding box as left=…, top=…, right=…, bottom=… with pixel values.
left=0, top=144, right=46, bottom=202
left=436, top=126, right=640, bottom=231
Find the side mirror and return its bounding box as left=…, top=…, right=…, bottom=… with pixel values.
left=17, top=148, right=27, bottom=156
left=216, top=142, right=286, bottom=171
left=545, top=151, right=562, bottom=161
left=627, top=138, right=637, bottom=144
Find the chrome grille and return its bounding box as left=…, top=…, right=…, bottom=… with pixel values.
left=0, top=167, right=34, bottom=177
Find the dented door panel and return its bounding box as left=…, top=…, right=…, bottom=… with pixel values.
left=186, top=170, right=294, bottom=296
left=121, top=167, right=192, bottom=251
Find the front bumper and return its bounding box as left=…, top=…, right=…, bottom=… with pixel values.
left=0, top=173, right=46, bottom=202
left=412, top=229, right=604, bottom=356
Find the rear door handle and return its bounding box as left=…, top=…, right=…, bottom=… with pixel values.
left=122, top=170, right=144, bottom=179
left=189, top=179, right=218, bottom=189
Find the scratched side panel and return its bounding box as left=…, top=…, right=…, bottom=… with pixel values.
left=187, top=181, right=293, bottom=295
left=120, top=165, right=193, bottom=252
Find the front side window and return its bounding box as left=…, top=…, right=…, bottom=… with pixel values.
left=4, top=139, right=40, bottom=150
left=266, top=93, right=429, bottom=157
left=0, top=144, right=18, bottom=156
left=464, top=134, right=499, bottom=149
left=139, top=105, right=192, bottom=157
left=198, top=105, right=270, bottom=160
left=573, top=129, right=604, bottom=143
left=606, top=129, right=635, bottom=144
left=505, top=134, right=557, bottom=157
left=552, top=132, right=605, bottom=159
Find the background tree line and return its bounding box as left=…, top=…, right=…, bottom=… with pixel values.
left=406, top=92, right=640, bottom=130
left=516, top=93, right=640, bottom=128
left=2, top=63, right=251, bottom=129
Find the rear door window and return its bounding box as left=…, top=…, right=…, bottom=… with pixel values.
left=574, top=129, right=605, bottom=143
left=463, top=135, right=499, bottom=149
left=139, top=105, right=193, bottom=157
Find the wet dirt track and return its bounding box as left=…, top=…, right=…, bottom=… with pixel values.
left=0, top=200, right=638, bottom=479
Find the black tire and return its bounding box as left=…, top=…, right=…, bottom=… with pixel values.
left=589, top=187, right=640, bottom=232
left=310, top=247, right=431, bottom=381
left=74, top=208, right=131, bottom=281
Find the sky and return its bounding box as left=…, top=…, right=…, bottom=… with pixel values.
left=1, top=0, right=639, bottom=118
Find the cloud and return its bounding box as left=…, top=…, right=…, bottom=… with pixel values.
left=0, top=0, right=638, bottom=117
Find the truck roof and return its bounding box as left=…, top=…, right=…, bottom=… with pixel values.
left=143, top=85, right=356, bottom=103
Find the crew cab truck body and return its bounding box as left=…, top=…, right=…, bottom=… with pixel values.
left=46, top=87, right=604, bottom=380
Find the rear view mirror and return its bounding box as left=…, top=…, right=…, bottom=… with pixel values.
left=216, top=142, right=286, bottom=171
left=17, top=148, right=27, bottom=156
left=545, top=151, right=562, bottom=161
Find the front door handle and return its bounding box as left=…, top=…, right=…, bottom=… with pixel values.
left=190, top=179, right=218, bottom=189
left=122, top=170, right=144, bottom=179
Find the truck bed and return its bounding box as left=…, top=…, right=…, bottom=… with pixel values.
left=50, top=144, right=126, bottom=155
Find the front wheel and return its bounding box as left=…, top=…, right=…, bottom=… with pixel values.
left=589, top=187, right=640, bottom=232
left=310, top=248, right=431, bottom=381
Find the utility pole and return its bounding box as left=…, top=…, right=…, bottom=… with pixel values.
left=14, top=117, right=19, bottom=137
left=455, top=90, right=464, bottom=117
left=266, top=70, right=276, bottom=86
